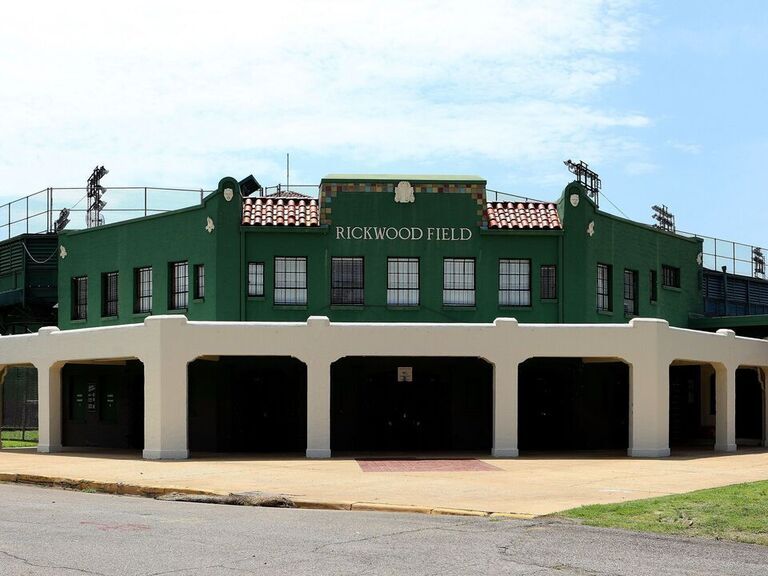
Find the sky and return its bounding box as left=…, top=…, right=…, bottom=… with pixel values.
left=0, top=1, right=766, bottom=244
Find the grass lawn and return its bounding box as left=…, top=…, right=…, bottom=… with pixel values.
left=0, top=429, right=38, bottom=448
left=560, top=481, right=768, bottom=546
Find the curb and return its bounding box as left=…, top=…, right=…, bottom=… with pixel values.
left=0, top=474, right=536, bottom=519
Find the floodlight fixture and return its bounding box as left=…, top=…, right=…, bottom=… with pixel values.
left=53, top=208, right=70, bottom=232
left=651, top=204, right=675, bottom=233
left=753, top=247, right=765, bottom=279
left=564, top=159, right=601, bottom=207
left=86, top=165, right=109, bottom=228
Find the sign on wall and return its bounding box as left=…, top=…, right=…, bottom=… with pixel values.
left=336, top=226, right=472, bottom=242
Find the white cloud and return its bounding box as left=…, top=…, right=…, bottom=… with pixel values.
left=666, top=140, right=702, bottom=154
left=0, top=0, right=648, bottom=205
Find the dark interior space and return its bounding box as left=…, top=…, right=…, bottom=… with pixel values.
left=62, top=361, right=144, bottom=449
left=669, top=365, right=713, bottom=448
left=331, top=356, right=492, bottom=453
left=518, top=358, right=629, bottom=451
left=187, top=356, right=306, bottom=453
left=736, top=367, right=764, bottom=444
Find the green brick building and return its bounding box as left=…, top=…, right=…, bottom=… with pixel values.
left=56, top=174, right=703, bottom=330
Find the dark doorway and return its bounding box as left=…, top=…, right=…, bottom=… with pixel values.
left=518, top=358, right=629, bottom=451
left=736, top=368, right=763, bottom=445
left=62, top=361, right=144, bottom=449
left=669, top=365, right=714, bottom=448
left=187, top=356, right=306, bottom=453
left=331, top=357, right=492, bottom=453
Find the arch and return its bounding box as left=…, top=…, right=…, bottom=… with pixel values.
left=60, top=359, right=144, bottom=451
left=330, top=356, right=493, bottom=453
left=518, top=356, right=630, bottom=452
left=187, top=355, right=307, bottom=454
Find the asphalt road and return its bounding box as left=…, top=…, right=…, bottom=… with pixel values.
left=0, top=484, right=766, bottom=575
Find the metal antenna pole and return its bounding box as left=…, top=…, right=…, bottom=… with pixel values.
left=286, top=153, right=290, bottom=193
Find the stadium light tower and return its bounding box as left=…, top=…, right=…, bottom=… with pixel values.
left=86, top=166, right=109, bottom=228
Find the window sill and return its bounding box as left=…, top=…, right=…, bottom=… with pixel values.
left=330, top=305, right=365, bottom=310
left=499, top=305, right=532, bottom=310
left=247, top=295, right=266, bottom=301
left=100, top=315, right=118, bottom=321
left=540, top=299, right=559, bottom=304
left=387, top=305, right=420, bottom=310
left=596, top=310, right=614, bottom=316
left=192, top=298, right=204, bottom=304
left=70, top=319, right=87, bottom=324
left=662, top=285, right=682, bottom=293
left=442, top=306, right=477, bottom=311
left=273, top=305, right=308, bottom=310
left=132, top=312, right=151, bottom=318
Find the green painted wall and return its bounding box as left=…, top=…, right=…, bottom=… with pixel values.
left=559, top=182, right=702, bottom=327
left=58, top=178, right=242, bottom=330
left=55, top=175, right=703, bottom=330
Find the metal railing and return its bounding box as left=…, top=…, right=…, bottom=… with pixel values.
left=678, top=231, right=765, bottom=278
left=0, top=186, right=210, bottom=239
left=259, top=184, right=320, bottom=198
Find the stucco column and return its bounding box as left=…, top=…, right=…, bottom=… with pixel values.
left=306, top=358, right=332, bottom=458
left=628, top=359, right=670, bottom=457
left=627, top=319, right=670, bottom=457
left=492, top=357, right=519, bottom=457
left=142, top=316, right=190, bottom=460
left=35, top=359, right=64, bottom=454
left=714, top=363, right=737, bottom=452
left=305, top=317, right=333, bottom=458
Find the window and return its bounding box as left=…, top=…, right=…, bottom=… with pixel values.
left=596, top=263, right=612, bottom=311
left=540, top=265, right=557, bottom=300
left=134, top=267, right=153, bottom=313
left=499, top=259, right=531, bottom=306
left=274, top=257, right=307, bottom=305
left=387, top=258, right=419, bottom=306
left=649, top=269, right=658, bottom=303
left=102, top=271, right=118, bottom=317
left=331, top=257, right=364, bottom=305
left=193, top=264, right=205, bottom=299
left=169, top=261, right=189, bottom=310
left=623, top=269, right=638, bottom=316
left=662, top=265, right=680, bottom=288
left=443, top=258, right=475, bottom=306
left=248, top=262, right=264, bottom=297
left=72, top=276, right=88, bottom=320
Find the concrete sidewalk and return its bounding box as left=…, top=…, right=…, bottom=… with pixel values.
left=2, top=448, right=768, bottom=516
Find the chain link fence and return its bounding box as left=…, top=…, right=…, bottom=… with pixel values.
left=1, top=366, right=38, bottom=443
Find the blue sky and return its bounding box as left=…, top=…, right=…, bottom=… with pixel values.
left=0, top=1, right=765, bottom=245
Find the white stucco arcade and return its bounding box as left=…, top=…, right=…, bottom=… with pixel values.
left=1, top=315, right=767, bottom=459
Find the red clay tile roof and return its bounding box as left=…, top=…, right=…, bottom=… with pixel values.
left=486, top=201, right=561, bottom=230
left=242, top=197, right=319, bottom=227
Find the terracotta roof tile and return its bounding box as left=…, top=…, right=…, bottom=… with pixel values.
left=486, top=202, right=561, bottom=230
left=242, top=197, right=319, bottom=227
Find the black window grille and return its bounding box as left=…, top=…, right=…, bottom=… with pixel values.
left=498, top=259, right=531, bottom=306
left=649, top=269, right=658, bottom=302
left=134, top=267, right=153, bottom=313
left=540, top=265, right=557, bottom=300
left=443, top=258, right=475, bottom=306
left=72, top=276, right=88, bottom=320
left=387, top=258, right=419, bottom=306
left=331, top=257, right=364, bottom=305
left=169, top=261, right=189, bottom=310
left=248, top=262, right=264, bottom=297
left=623, top=269, right=638, bottom=316
left=662, top=265, right=680, bottom=288
left=274, top=257, right=307, bottom=305
left=194, top=264, right=205, bottom=299
left=102, top=271, right=118, bottom=317
left=597, top=263, right=612, bottom=311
